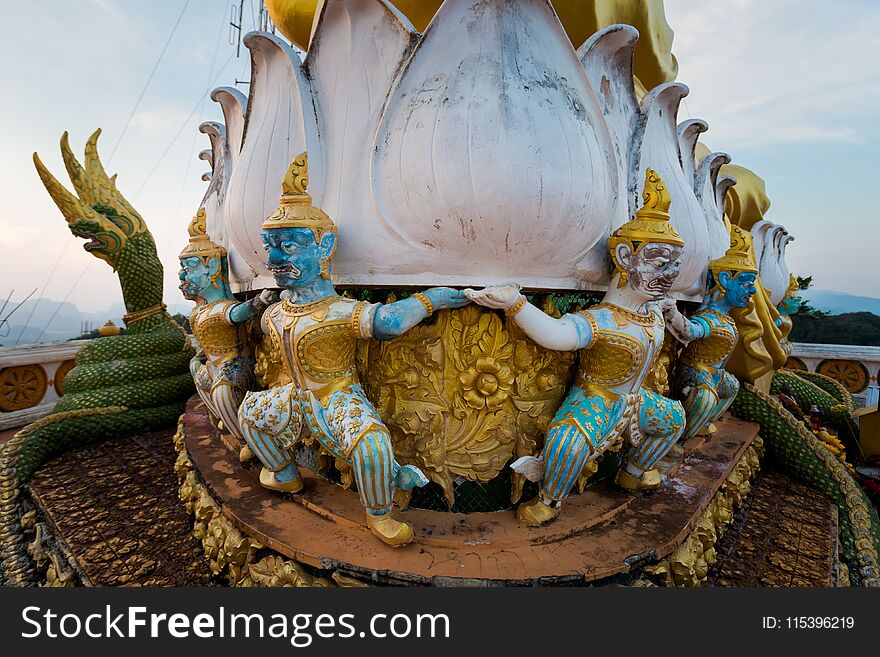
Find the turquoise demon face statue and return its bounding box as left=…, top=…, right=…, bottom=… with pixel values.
left=778, top=293, right=803, bottom=317
left=261, top=227, right=336, bottom=289
left=717, top=270, right=758, bottom=308
left=178, top=255, right=220, bottom=301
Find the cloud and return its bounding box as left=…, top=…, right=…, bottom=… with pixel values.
left=666, top=0, right=880, bottom=149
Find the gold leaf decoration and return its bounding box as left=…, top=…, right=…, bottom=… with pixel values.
left=357, top=301, right=575, bottom=506
left=246, top=555, right=332, bottom=587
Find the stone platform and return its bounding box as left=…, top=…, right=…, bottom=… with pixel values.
left=184, top=398, right=760, bottom=586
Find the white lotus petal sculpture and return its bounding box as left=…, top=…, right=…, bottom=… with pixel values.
left=305, top=0, right=419, bottom=287
left=195, top=0, right=787, bottom=301
left=575, top=24, right=638, bottom=278
left=373, top=0, right=617, bottom=288
left=752, top=220, right=793, bottom=305
left=632, top=82, right=709, bottom=294
left=695, top=150, right=733, bottom=261
left=224, top=33, right=320, bottom=290
left=677, top=118, right=708, bottom=185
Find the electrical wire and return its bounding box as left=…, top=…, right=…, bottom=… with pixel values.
left=132, top=51, right=236, bottom=201
left=167, top=3, right=233, bottom=315
left=107, top=0, right=193, bottom=165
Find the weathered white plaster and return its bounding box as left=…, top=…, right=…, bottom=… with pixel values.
left=196, top=0, right=791, bottom=300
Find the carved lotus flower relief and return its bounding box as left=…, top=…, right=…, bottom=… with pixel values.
left=460, top=356, right=515, bottom=410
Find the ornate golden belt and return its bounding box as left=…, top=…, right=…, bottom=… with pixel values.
left=311, top=374, right=359, bottom=405
left=574, top=374, right=622, bottom=406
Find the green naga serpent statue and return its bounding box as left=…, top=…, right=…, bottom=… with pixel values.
left=0, top=131, right=194, bottom=585
left=732, top=370, right=880, bottom=586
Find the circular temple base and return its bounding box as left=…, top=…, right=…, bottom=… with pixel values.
left=181, top=396, right=760, bottom=586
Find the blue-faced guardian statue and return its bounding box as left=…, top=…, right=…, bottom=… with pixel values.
left=661, top=225, right=758, bottom=442
left=179, top=210, right=273, bottom=459
left=236, top=153, right=469, bottom=547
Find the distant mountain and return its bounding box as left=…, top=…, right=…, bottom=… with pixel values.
left=802, top=289, right=880, bottom=316
left=791, top=312, right=880, bottom=347
left=0, top=298, right=125, bottom=346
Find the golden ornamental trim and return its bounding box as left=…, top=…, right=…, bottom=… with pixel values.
left=645, top=439, right=763, bottom=587
left=356, top=301, right=575, bottom=506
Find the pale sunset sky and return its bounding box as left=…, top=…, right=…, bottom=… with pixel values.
left=0, top=0, right=877, bottom=319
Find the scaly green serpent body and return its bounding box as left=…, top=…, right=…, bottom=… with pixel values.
left=731, top=370, right=880, bottom=586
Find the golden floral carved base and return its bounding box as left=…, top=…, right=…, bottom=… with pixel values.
left=355, top=301, right=575, bottom=506
left=645, top=436, right=765, bottom=587
left=173, top=419, right=363, bottom=588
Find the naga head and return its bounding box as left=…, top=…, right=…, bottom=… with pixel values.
left=707, top=225, right=759, bottom=309
left=178, top=208, right=229, bottom=302
left=608, top=168, right=685, bottom=301
left=260, top=152, right=337, bottom=290
left=33, top=130, right=149, bottom=270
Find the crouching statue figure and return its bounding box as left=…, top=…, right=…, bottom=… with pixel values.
left=661, top=225, right=758, bottom=442
left=179, top=210, right=273, bottom=459
left=465, top=169, right=687, bottom=527
left=236, top=153, right=469, bottom=547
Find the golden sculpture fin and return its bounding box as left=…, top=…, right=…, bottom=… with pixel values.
left=709, top=224, right=758, bottom=277
left=32, top=151, right=99, bottom=225
left=639, top=167, right=672, bottom=216
left=180, top=208, right=225, bottom=261
left=281, top=151, right=310, bottom=200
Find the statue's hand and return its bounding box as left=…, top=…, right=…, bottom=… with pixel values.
left=424, top=287, right=470, bottom=310
left=658, top=297, right=678, bottom=317
left=259, top=289, right=280, bottom=306
left=463, top=284, right=521, bottom=310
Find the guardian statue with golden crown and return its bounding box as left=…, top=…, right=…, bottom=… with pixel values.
left=661, top=225, right=758, bottom=443
left=179, top=210, right=276, bottom=459
left=236, top=153, right=469, bottom=547
left=466, top=169, right=687, bottom=526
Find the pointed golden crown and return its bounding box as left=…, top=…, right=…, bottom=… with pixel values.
left=709, top=224, right=758, bottom=280
left=179, top=208, right=226, bottom=261
left=608, top=169, right=684, bottom=284
left=261, top=152, right=336, bottom=243
left=785, top=274, right=800, bottom=298
left=612, top=168, right=685, bottom=248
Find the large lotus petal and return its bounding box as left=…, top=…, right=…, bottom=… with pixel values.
left=211, top=87, right=248, bottom=167
left=304, top=0, right=417, bottom=286
left=198, top=88, right=247, bottom=276
left=695, top=150, right=732, bottom=261
left=371, top=0, right=616, bottom=288
left=578, top=24, right=638, bottom=232
left=677, top=118, right=707, bottom=185
left=574, top=24, right=638, bottom=283
left=223, top=32, right=320, bottom=291
left=751, top=220, right=791, bottom=305
left=714, top=174, right=736, bottom=220
left=197, top=121, right=231, bottom=252
left=632, top=82, right=708, bottom=295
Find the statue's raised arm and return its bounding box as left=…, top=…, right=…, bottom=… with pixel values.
left=468, top=169, right=689, bottom=527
